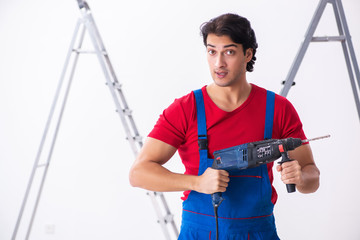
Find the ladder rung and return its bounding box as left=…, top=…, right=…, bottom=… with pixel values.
left=147, top=192, right=174, bottom=223
left=72, top=49, right=107, bottom=55
left=157, top=213, right=174, bottom=224
left=37, top=163, right=49, bottom=168
left=163, top=213, right=174, bottom=224
left=112, top=82, right=122, bottom=90
left=312, top=35, right=346, bottom=42
left=123, top=108, right=132, bottom=115
left=115, top=108, right=132, bottom=115
left=125, top=135, right=143, bottom=142
left=133, top=135, right=142, bottom=142
left=147, top=191, right=156, bottom=196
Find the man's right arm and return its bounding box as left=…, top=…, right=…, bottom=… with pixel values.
left=129, top=137, right=229, bottom=194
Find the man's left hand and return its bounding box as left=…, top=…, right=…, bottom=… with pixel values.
left=276, top=160, right=303, bottom=186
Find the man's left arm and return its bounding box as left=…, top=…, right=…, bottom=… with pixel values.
left=276, top=144, right=320, bottom=193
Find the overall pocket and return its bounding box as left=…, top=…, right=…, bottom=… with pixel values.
left=218, top=165, right=273, bottom=219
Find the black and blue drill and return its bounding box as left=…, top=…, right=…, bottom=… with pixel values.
left=210, top=135, right=329, bottom=240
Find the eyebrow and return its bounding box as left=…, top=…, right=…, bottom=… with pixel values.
left=207, top=44, right=238, bottom=48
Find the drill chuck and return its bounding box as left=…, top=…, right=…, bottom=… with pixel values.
left=281, top=138, right=302, bottom=151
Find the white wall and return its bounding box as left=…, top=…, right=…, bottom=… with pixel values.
left=1, top=0, right=359, bottom=239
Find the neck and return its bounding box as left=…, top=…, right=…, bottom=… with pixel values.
left=206, top=82, right=252, bottom=112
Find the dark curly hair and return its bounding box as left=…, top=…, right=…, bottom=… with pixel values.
left=200, top=13, right=258, bottom=72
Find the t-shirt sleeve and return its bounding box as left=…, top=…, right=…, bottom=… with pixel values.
left=148, top=94, right=193, bottom=149
left=275, top=96, right=307, bottom=140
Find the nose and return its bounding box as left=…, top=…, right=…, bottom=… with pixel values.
left=215, top=53, right=226, bottom=68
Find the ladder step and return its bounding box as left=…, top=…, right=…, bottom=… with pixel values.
left=133, top=135, right=143, bottom=142
left=37, top=163, right=49, bottom=168
left=115, top=108, right=132, bottom=115
left=112, top=82, right=122, bottom=90
left=123, top=108, right=132, bottom=115
left=72, top=49, right=107, bottom=55
left=125, top=135, right=143, bottom=142
left=312, top=35, right=346, bottom=42
left=105, top=82, right=122, bottom=89
left=163, top=213, right=174, bottom=224
left=158, top=213, right=174, bottom=224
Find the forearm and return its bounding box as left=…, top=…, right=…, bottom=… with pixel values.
left=129, top=137, right=229, bottom=194
left=129, top=160, right=197, bottom=192
left=129, top=137, right=198, bottom=192
left=297, top=164, right=320, bottom=193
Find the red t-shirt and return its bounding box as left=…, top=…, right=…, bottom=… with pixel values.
left=149, top=84, right=306, bottom=203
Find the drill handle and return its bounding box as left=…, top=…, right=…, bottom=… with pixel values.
left=279, top=152, right=296, bottom=193
left=211, top=192, right=224, bottom=208
left=211, top=159, right=225, bottom=207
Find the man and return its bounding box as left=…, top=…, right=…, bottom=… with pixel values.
left=129, top=13, right=319, bottom=239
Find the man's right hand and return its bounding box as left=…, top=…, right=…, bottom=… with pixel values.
left=195, top=167, right=230, bottom=194
left=130, top=138, right=230, bottom=194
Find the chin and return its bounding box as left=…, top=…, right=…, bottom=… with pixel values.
left=213, top=79, right=235, bottom=88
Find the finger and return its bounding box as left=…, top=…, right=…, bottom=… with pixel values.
left=281, top=167, right=295, bottom=175
left=281, top=164, right=301, bottom=175
left=281, top=171, right=301, bottom=183
left=218, top=181, right=228, bottom=188
left=280, top=160, right=299, bottom=169
left=281, top=176, right=298, bottom=185
left=218, top=170, right=229, bottom=176
left=280, top=161, right=293, bottom=169
left=217, top=186, right=227, bottom=192
left=219, top=175, right=230, bottom=183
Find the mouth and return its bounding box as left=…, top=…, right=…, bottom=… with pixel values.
left=215, top=71, right=228, bottom=79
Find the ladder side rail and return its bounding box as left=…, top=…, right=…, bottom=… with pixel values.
left=113, top=84, right=143, bottom=148
left=332, top=0, right=360, bottom=119
left=111, top=82, right=143, bottom=149
left=117, top=91, right=143, bottom=148
left=11, top=20, right=85, bottom=240
left=24, top=21, right=87, bottom=240
left=335, top=0, right=360, bottom=85
left=159, top=192, right=180, bottom=237
left=81, top=9, right=179, bottom=239
left=81, top=8, right=144, bottom=148
left=280, top=0, right=328, bottom=97
left=81, top=14, right=140, bottom=154
left=81, top=7, right=141, bottom=127
left=83, top=10, right=145, bottom=149
left=102, top=58, right=143, bottom=148
left=82, top=8, right=108, bottom=58
left=147, top=192, right=172, bottom=240
left=101, top=55, right=144, bottom=148
left=82, top=13, right=178, bottom=239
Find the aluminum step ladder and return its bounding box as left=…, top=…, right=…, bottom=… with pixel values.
left=11, top=1, right=179, bottom=239
left=280, top=0, right=360, bottom=121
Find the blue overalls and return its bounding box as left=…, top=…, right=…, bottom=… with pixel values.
left=178, top=89, right=280, bottom=240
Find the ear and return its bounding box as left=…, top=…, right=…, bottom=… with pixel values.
left=245, top=48, right=253, bottom=62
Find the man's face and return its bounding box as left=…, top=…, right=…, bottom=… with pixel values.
left=206, top=34, right=253, bottom=87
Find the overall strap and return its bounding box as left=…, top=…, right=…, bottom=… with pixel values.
left=264, top=90, right=275, bottom=139
left=193, top=89, right=275, bottom=175
left=193, top=89, right=209, bottom=176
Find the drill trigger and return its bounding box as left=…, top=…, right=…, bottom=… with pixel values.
left=278, top=144, right=285, bottom=153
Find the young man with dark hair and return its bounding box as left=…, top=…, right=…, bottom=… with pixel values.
left=129, top=13, right=319, bottom=239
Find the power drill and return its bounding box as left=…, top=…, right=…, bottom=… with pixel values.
left=211, top=135, right=330, bottom=207
left=210, top=135, right=329, bottom=240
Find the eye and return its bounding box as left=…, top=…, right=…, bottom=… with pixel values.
left=226, top=50, right=235, bottom=55
left=208, top=49, right=216, bottom=55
